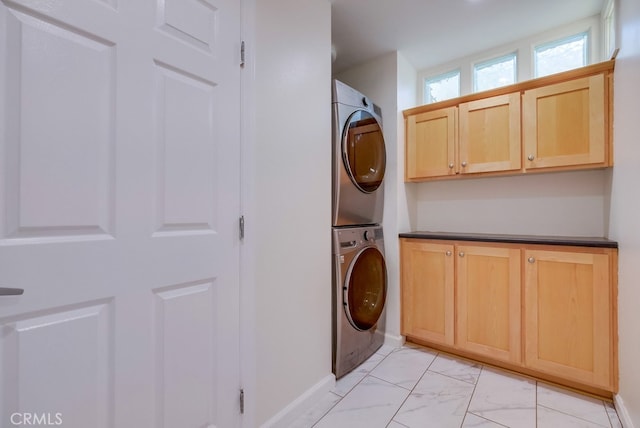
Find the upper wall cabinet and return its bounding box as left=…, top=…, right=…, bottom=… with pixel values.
left=404, top=61, right=614, bottom=182
left=459, top=93, right=521, bottom=175
left=523, top=74, right=606, bottom=170
left=406, top=107, right=457, bottom=179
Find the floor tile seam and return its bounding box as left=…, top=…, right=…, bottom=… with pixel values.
left=366, top=372, right=416, bottom=393
left=464, top=411, right=511, bottom=428
left=385, top=351, right=441, bottom=427
left=458, top=364, right=485, bottom=428
left=369, top=351, right=439, bottom=392
left=309, top=392, right=342, bottom=428
left=319, top=352, right=412, bottom=424
left=371, top=353, right=390, bottom=371
left=386, top=419, right=410, bottom=428
left=333, top=351, right=387, bottom=398
left=536, top=403, right=612, bottom=427
left=426, top=367, right=480, bottom=386
left=332, top=381, right=354, bottom=398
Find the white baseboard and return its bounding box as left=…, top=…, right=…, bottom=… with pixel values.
left=384, top=332, right=405, bottom=348
left=260, top=373, right=335, bottom=428
left=615, top=394, right=635, bottom=428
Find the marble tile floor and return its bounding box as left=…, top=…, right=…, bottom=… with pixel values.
left=289, top=344, right=623, bottom=428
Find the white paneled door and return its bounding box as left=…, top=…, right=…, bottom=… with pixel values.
left=0, top=1, right=241, bottom=427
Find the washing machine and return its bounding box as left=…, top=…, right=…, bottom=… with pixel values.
left=332, top=225, right=387, bottom=379
left=332, top=80, right=386, bottom=227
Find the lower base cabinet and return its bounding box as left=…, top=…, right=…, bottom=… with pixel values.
left=400, top=237, right=617, bottom=395
left=456, top=245, right=521, bottom=365
left=400, top=241, right=454, bottom=346
left=524, top=249, right=614, bottom=390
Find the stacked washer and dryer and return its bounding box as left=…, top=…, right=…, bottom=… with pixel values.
left=331, top=80, right=388, bottom=379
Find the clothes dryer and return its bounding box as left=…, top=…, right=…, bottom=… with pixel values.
left=332, top=225, right=387, bottom=378
left=332, top=80, right=386, bottom=226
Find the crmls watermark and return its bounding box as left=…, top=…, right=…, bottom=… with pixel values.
left=10, top=413, right=63, bottom=426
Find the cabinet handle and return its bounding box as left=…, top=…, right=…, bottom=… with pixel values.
left=459, top=252, right=465, bottom=257
left=527, top=154, right=535, bottom=161
left=528, top=257, right=535, bottom=263
left=448, top=162, right=454, bottom=169
left=461, top=161, right=467, bottom=167
left=445, top=250, right=452, bottom=256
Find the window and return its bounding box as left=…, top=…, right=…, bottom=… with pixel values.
left=474, top=53, right=517, bottom=92
left=534, top=32, right=588, bottom=77
left=603, top=0, right=616, bottom=58
left=424, top=70, right=460, bottom=104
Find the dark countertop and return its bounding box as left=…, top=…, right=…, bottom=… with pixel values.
left=399, top=231, right=618, bottom=249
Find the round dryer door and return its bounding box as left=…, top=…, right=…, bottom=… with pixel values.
left=344, top=247, right=387, bottom=331
left=342, top=110, right=386, bottom=193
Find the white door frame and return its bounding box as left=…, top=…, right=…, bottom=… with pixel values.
left=240, top=0, right=257, bottom=427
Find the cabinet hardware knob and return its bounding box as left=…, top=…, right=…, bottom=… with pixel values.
left=528, top=155, right=535, bottom=161
left=448, top=163, right=454, bottom=169
left=459, top=252, right=465, bottom=257
left=445, top=251, right=452, bottom=256
left=528, top=257, right=535, bottom=263
left=461, top=161, right=467, bottom=167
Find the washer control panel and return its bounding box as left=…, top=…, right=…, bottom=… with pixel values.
left=334, top=226, right=384, bottom=256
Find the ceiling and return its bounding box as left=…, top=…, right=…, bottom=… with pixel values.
left=331, top=0, right=605, bottom=74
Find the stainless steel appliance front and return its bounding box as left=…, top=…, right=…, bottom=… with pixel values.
left=332, top=79, right=386, bottom=226
left=332, top=225, right=387, bottom=379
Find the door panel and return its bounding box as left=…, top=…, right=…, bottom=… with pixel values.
left=2, top=7, right=115, bottom=240
left=459, top=93, right=521, bottom=174
left=345, top=247, right=387, bottom=331
left=400, top=240, right=454, bottom=346
left=1, top=302, right=113, bottom=428
left=523, top=74, right=606, bottom=169
left=344, top=111, right=386, bottom=192
left=405, top=107, right=457, bottom=179
left=154, top=62, right=218, bottom=233
left=456, top=245, right=521, bottom=364
left=155, top=281, right=216, bottom=428
left=524, top=250, right=612, bottom=389
left=0, top=1, right=240, bottom=427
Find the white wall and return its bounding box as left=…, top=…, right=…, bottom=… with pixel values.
left=408, top=13, right=610, bottom=239
left=397, top=54, right=419, bottom=233
left=334, top=52, right=418, bottom=346
left=608, top=0, right=640, bottom=426
left=414, top=170, right=609, bottom=236
left=253, top=0, right=332, bottom=425
left=327, top=5, right=640, bottom=428
left=335, top=52, right=403, bottom=344
left=417, top=15, right=603, bottom=103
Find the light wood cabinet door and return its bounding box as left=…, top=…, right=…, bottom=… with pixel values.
left=523, top=74, right=606, bottom=169
left=406, top=107, right=457, bottom=180
left=524, top=249, right=613, bottom=389
left=400, top=239, right=455, bottom=346
left=459, top=93, right=521, bottom=174
left=456, top=245, right=521, bottom=364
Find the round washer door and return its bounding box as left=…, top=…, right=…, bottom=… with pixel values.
left=342, top=110, right=386, bottom=193
left=344, top=246, right=387, bottom=331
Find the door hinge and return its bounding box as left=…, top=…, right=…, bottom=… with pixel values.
left=239, top=215, right=245, bottom=240
left=240, top=41, right=245, bottom=68
left=239, top=388, right=245, bottom=414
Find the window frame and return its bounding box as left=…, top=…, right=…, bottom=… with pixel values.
left=416, top=17, right=601, bottom=104
left=533, top=31, right=589, bottom=78
left=603, top=0, right=616, bottom=59
left=423, top=69, right=461, bottom=104
left=473, top=52, right=518, bottom=93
